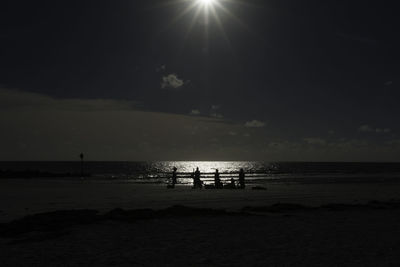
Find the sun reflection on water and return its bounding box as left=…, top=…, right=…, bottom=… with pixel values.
left=153, top=161, right=262, bottom=174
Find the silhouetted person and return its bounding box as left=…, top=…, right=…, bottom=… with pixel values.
left=171, top=167, right=177, bottom=188
left=238, top=168, right=245, bottom=189
left=214, top=169, right=222, bottom=189
left=193, top=167, right=202, bottom=188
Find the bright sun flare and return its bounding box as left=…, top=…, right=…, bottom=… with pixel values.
left=160, top=0, right=244, bottom=50
left=197, top=0, right=216, bottom=7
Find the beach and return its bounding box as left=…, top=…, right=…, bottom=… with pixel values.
left=1, top=178, right=400, bottom=222
left=1, top=179, right=400, bottom=266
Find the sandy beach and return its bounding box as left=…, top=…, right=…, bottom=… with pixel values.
left=1, top=179, right=400, bottom=266
left=1, top=178, right=400, bottom=222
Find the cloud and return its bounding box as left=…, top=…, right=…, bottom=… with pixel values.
left=0, top=88, right=260, bottom=161
left=2, top=88, right=399, bottom=161
left=304, top=138, right=327, bottom=146
left=161, top=74, right=184, bottom=89
left=190, top=109, right=201, bottom=115
left=0, top=88, right=136, bottom=111
left=358, top=124, right=391, bottom=134
left=359, top=125, right=374, bottom=132
left=156, top=64, right=166, bottom=72
left=210, top=113, right=223, bottom=119
left=208, top=105, right=223, bottom=119
left=211, top=105, right=220, bottom=110
left=376, top=128, right=391, bottom=133
left=244, top=120, right=265, bottom=128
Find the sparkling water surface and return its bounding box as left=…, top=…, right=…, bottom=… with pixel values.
left=1, top=161, right=400, bottom=185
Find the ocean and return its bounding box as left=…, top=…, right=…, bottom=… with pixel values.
left=1, top=161, right=400, bottom=186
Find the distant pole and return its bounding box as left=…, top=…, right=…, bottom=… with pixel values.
left=80, top=153, right=84, bottom=177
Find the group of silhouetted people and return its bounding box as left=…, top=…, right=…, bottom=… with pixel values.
left=169, top=167, right=246, bottom=189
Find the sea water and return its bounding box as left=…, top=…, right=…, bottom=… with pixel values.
left=1, top=161, right=400, bottom=185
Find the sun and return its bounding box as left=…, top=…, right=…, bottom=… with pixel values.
left=197, top=0, right=217, bottom=7
left=158, top=0, right=245, bottom=51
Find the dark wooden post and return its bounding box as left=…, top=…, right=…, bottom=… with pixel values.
left=79, top=153, right=84, bottom=177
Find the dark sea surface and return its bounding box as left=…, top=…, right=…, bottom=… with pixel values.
left=1, top=161, right=400, bottom=185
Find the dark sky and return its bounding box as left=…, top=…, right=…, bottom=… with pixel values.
left=0, top=0, right=399, bottom=161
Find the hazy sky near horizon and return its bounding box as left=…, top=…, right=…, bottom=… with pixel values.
left=0, top=0, right=399, bottom=161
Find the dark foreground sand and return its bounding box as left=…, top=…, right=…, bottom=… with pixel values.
left=1, top=179, right=400, bottom=266
left=1, top=203, right=400, bottom=266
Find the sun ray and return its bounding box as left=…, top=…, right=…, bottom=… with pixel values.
left=209, top=4, right=232, bottom=49
left=151, top=0, right=251, bottom=56
left=144, top=0, right=187, bottom=10
left=164, top=1, right=201, bottom=30
left=203, top=1, right=211, bottom=52
left=179, top=5, right=203, bottom=51
left=213, top=1, right=251, bottom=32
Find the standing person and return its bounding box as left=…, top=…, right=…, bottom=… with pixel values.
left=238, top=168, right=245, bottom=189
left=214, top=169, right=222, bottom=189
left=171, top=167, right=177, bottom=188
left=194, top=167, right=202, bottom=188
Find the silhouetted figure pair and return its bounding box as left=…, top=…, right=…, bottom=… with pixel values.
left=193, top=167, right=203, bottom=189
left=214, top=169, right=223, bottom=189
left=225, top=169, right=245, bottom=189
